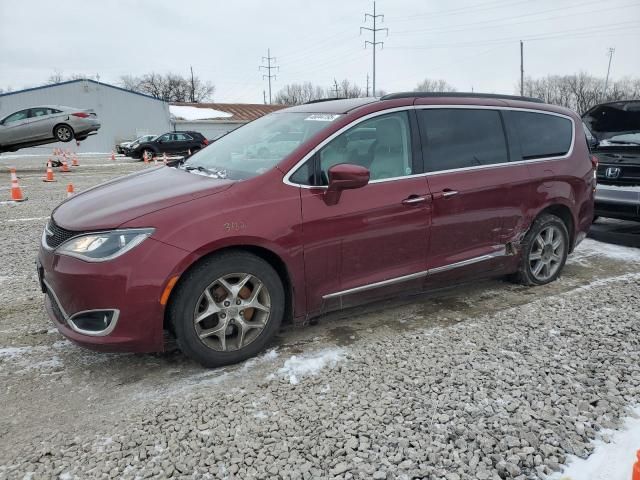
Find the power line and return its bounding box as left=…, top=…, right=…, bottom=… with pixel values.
left=259, top=48, right=278, bottom=104
left=360, top=1, right=388, bottom=97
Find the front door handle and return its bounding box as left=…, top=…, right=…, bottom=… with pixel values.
left=402, top=195, right=428, bottom=205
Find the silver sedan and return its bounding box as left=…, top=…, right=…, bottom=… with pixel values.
left=0, top=105, right=101, bottom=152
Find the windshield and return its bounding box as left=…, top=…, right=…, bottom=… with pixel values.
left=181, top=112, right=342, bottom=180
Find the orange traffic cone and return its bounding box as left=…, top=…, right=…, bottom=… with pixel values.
left=60, top=160, right=71, bottom=173
left=163, top=152, right=168, bottom=165
left=71, top=155, right=79, bottom=167
left=43, top=161, right=56, bottom=182
left=9, top=168, right=26, bottom=202
left=66, top=183, right=75, bottom=198
left=111, top=151, right=116, bottom=161
left=153, top=156, right=158, bottom=165
left=633, top=450, right=640, bottom=480
left=144, top=152, right=149, bottom=164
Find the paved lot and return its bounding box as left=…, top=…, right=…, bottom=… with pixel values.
left=0, top=155, right=639, bottom=479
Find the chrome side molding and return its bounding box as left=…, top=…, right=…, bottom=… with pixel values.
left=322, top=247, right=507, bottom=300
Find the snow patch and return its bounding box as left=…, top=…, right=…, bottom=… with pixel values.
left=0, top=346, right=31, bottom=359
left=572, top=238, right=640, bottom=263
left=552, top=406, right=640, bottom=480
left=275, top=348, right=345, bottom=385
left=170, top=105, right=232, bottom=121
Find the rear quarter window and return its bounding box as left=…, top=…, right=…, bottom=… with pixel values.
left=507, top=111, right=573, bottom=160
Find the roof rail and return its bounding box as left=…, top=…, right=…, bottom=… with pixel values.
left=380, top=91, right=544, bottom=103
left=304, top=97, right=347, bottom=104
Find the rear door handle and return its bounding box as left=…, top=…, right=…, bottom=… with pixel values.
left=402, top=195, right=429, bottom=205
left=431, top=189, right=459, bottom=200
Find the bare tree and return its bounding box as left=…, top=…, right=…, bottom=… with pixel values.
left=339, top=79, right=364, bottom=98
left=275, top=82, right=327, bottom=105
left=47, top=70, right=64, bottom=84
left=414, top=78, right=457, bottom=92
left=275, top=79, right=366, bottom=105
left=119, top=72, right=215, bottom=102
left=519, top=72, right=640, bottom=113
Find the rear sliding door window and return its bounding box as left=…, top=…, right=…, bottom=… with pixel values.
left=418, top=109, right=509, bottom=172
left=508, top=111, right=572, bottom=160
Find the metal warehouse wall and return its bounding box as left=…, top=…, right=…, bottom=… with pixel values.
left=173, top=120, right=244, bottom=141
left=0, top=80, right=172, bottom=154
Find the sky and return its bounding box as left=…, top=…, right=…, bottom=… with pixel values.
left=1, top=0, right=639, bottom=103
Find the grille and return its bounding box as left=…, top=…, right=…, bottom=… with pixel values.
left=597, top=163, right=640, bottom=186
left=45, top=220, right=79, bottom=249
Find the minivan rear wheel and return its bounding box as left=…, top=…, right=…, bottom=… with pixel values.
left=512, top=214, right=569, bottom=286
left=169, top=251, right=284, bottom=367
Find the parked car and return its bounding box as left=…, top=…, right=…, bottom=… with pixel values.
left=0, top=105, right=100, bottom=152
left=128, top=131, right=208, bottom=160
left=116, top=134, right=156, bottom=154
left=38, top=93, right=595, bottom=367
left=583, top=100, right=640, bottom=221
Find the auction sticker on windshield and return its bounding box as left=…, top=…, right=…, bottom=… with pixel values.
left=305, top=114, right=341, bottom=122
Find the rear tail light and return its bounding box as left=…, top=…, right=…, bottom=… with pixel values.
left=71, top=112, right=90, bottom=118
left=203, top=139, right=209, bottom=145
left=591, top=155, right=598, bottom=188
left=590, top=155, right=598, bottom=169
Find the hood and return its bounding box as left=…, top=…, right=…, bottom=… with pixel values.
left=52, top=167, right=234, bottom=230
left=583, top=100, right=640, bottom=143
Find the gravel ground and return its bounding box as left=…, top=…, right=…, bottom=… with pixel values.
left=1, top=154, right=639, bottom=479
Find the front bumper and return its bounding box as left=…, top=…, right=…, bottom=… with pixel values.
left=595, top=184, right=640, bottom=220
left=38, top=236, right=189, bottom=353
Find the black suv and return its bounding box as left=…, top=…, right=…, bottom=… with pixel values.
left=583, top=100, right=640, bottom=221
left=129, top=131, right=208, bottom=160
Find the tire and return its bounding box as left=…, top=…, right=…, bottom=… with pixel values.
left=54, top=124, right=74, bottom=142
left=141, top=148, right=155, bottom=161
left=169, top=251, right=285, bottom=367
left=511, top=214, right=569, bottom=286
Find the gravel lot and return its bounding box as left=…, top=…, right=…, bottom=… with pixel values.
left=1, top=154, right=639, bottom=479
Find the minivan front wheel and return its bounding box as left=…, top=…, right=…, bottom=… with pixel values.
left=513, top=214, right=569, bottom=286
left=169, top=252, right=284, bottom=367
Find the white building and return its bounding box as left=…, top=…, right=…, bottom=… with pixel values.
left=0, top=79, right=172, bottom=153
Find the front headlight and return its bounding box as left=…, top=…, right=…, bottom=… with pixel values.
left=57, top=228, right=154, bottom=262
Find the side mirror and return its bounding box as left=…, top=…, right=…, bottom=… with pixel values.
left=324, top=163, right=370, bottom=205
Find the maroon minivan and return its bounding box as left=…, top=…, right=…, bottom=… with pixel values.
left=38, top=93, right=595, bottom=366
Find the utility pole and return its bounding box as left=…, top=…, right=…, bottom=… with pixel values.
left=259, top=48, right=278, bottom=104
left=263, top=90, right=267, bottom=105
left=332, top=79, right=340, bottom=98
left=366, top=73, right=370, bottom=97
left=190, top=66, right=195, bottom=103
left=361, top=1, right=388, bottom=97
left=604, top=47, right=615, bottom=98
left=520, top=40, right=524, bottom=96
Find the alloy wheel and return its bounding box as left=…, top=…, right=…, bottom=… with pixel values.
left=193, top=273, right=271, bottom=352
left=529, top=225, right=566, bottom=282
left=57, top=126, right=72, bottom=141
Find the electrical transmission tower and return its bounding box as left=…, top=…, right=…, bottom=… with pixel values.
left=360, top=1, right=388, bottom=97
left=259, top=48, right=278, bottom=104
left=332, top=79, right=340, bottom=98
left=604, top=47, right=615, bottom=98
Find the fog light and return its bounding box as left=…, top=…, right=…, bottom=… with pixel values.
left=69, top=310, right=117, bottom=334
